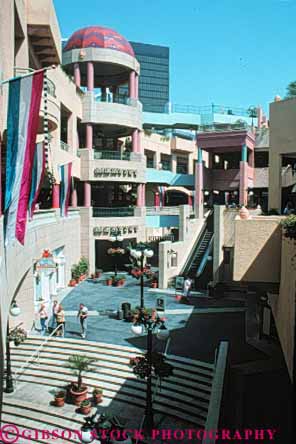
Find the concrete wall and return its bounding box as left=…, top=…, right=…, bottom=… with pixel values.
left=158, top=207, right=205, bottom=288
left=269, top=97, right=296, bottom=211
left=233, top=216, right=283, bottom=283
left=269, top=237, right=295, bottom=380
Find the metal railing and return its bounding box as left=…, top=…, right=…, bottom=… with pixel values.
left=202, top=341, right=229, bottom=444
left=161, top=161, right=172, bottom=171
left=94, top=150, right=131, bottom=160
left=13, top=324, right=64, bottom=387
left=93, top=207, right=135, bottom=217
left=146, top=206, right=180, bottom=215
left=198, top=122, right=250, bottom=133
left=60, top=141, right=70, bottom=152
left=95, top=93, right=129, bottom=105
left=176, top=165, right=188, bottom=174
left=14, top=67, right=56, bottom=97
left=170, top=103, right=257, bottom=118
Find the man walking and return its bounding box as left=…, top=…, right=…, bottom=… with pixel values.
left=77, top=303, right=88, bottom=338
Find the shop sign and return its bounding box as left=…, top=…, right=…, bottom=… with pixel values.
left=93, top=226, right=138, bottom=236
left=94, top=168, right=137, bottom=178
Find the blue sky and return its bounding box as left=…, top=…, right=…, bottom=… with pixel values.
left=54, top=0, right=296, bottom=114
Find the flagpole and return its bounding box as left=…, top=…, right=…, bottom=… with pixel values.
left=0, top=65, right=56, bottom=86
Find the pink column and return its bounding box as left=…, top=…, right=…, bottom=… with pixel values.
left=239, top=161, right=248, bottom=206
left=194, top=147, right=203, bottom=217
left=129, top=71, right=136, bottom=99
left=137, top=130, right=142, bottom=154
left=188, top=195, right=193, bottom=207
left=86, top=124, right=93, bottom=149
left=132, top=129, right=138, bottom=152
left=74, top=63, right=81, bottom=87
left=71, top=189, right=78, bottom=208
left=84, top=182, right=91, bottom=207
left=135, top=74, right=139, bottom=100
left=137, top=184, right=145, bottom=207
left=87, top=62, right=94, bottom=91
left=154, top=192, right=160, bottom=207
left=52, top=184, right=60, bottom=209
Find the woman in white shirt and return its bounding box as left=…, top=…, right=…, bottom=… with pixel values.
left=39, top=304, right=48, bottom=336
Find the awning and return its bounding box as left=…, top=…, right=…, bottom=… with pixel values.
left=165, top=186, right=193, bottom=196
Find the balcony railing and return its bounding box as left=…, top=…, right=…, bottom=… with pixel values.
left=94, top=150, right=131, bottom=160
left=93, top=207, right=135, bottom=217
left=146, top=159, right=154, bottom=168
left=60, top=141, right=70, bottom=152
left=161, top=161, right=171, bottom=171
left=176, top=165, right=188, bottom=174
left=14, top=67, right=56, bottom=97
left=95, top=94, right=129, bottom=105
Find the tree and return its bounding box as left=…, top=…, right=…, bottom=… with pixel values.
left=67, top=355, right=96, bottom=391
left=286, top=81, right=296, bottom=98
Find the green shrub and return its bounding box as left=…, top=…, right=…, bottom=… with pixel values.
left=281, top=215, right=296, bottom=240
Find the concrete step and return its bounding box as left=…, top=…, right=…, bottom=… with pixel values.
left=11, top=355, right=212, bottom=399
left=7, top=374, right=205, bottom=426
left=13, top=342, right=214, bottom=378
left=25, top=336, right=215, bottom=371
left=11, top=368, right=209, bottom=422
left=11, top=361, right=210, bottom=407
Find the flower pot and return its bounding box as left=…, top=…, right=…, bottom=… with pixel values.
left=239, top=206, right=250, bottom=220
left=70, top=385, right=88, bottom=406
left=80, top=404, right=91, bottom=415
left=93, top=393, right=103, bottom=404
left=175, top=294, right=182, bottom=301
left=54, top=395, right=65, bottom=407
left=69, top=279, right=76, bottom=287
left=106, top=279, right=112, bottom=286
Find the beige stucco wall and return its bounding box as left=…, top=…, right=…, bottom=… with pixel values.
left=233, top=216, right=283, bottom=282
left=269, top=97, right=296, bottom=211
left=269, top=237, right=295, bottom=380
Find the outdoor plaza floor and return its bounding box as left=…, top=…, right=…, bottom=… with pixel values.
left=57, top=273, right=265, bottom=364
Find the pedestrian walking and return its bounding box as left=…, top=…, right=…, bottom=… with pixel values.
left=39, top=304, right=48, bottom=336
left=49, top=300, right=60, bottom=333
left=183, top=276, right=192, bottom=298
left=77, top=304, right=88, bottom=338
left=56, top=305, right=65, bottom=337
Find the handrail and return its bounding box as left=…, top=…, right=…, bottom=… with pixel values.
left=13, top=324, right=64, bottom=386
left=202, top=341, right=229, bottom=444
left=196, top=234, right=214, bottom=278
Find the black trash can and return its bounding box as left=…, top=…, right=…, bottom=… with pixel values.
left=121, top=302, right=131, bottom=320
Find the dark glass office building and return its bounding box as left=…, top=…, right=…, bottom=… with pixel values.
left=122, top=41, right=170, bottom=113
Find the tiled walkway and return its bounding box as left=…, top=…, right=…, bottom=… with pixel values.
left=55, top=274, right=266, bottom=364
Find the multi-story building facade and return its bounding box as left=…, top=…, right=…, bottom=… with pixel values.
left=1, top=0, right=295, bottom=411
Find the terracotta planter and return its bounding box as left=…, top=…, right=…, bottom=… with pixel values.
left=80, top=404, right=91, bottom=415
left=175, top=294, right=182, bottom=301
left=69, top=279, right=76, bottom=287
left=239, top=206, right=250, bottom=220
left=106, top=279, right=112, bottom=286
left=93, top=393, right=103, bottom=404
left=54, top=395, right=65, bottom=407
left=70, top=385, right=88, bottom=406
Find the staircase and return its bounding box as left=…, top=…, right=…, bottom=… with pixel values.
left=2, top=336, right=217, bottom=443
left=187, top=230, right=213, bottom=278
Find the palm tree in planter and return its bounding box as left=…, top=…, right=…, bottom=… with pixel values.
left=67, top=355, right=96, bottom=405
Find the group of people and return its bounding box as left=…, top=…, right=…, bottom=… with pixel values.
left=38, top=302, right=88, bottom=338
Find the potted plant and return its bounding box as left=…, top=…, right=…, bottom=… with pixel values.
left=67, top=355, right=96, bottom=405
left=78, top=257, right=89, bottom=278
left=93, top=387, right=103, bottom=404
left=71, top=264, right=81, bottom=284
left=80, top=399, right=92, bottom=415
left=9, top=327, right=27, bottom=346
left=54, top=390, right=65, bottom=407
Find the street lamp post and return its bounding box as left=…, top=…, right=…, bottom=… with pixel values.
left=6, top=302, right=21, bottom=393
left=130, top=245, right=154, bottom=309
left=131, top=309, right=171, bottom=434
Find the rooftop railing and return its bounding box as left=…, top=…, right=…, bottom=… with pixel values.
left=93, top=207, right=135, bottom=217
left=169, top=103, right=257, bottom=118
left=95, top=93, right=129, bottom=105
left=94, top=150, right=131, bottom=160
